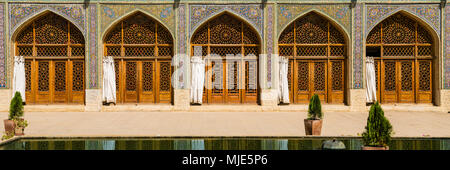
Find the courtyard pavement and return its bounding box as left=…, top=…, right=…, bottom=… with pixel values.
left=1, top=111, right=449, bottom=138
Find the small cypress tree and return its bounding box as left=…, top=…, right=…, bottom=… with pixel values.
left=9, top=92, right=24, bottom=120
left=307, top=94, right=323, bottom=120
left=362, top=102, right=393, bottom=147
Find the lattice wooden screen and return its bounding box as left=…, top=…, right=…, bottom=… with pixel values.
left=16, top=13, right=85, bottom=57
left=17, top=12, right=85, bottom=104
left=366, top=13, right=433, bottom=103
left=191, top=13, right=260, bottom=104
left=104, top=12, right=173, bottom=57
left=105, top=12, right=174, bottom=104
left=278, top=12, right=346, bottom=104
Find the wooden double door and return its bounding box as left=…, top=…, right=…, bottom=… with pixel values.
left=25, top=59, right=85, bottom=104
left=287, top=59, right=345, bottom=103
left=374, top=59, right=432, bottom=103
left=115, top=59, right=172, bottom=104
left=203, top=59, right=258, bottom=104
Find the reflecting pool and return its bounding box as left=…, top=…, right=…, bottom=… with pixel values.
left=1, top=137, right=449, bottom=150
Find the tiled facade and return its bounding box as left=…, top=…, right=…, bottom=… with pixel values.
left=0, top=0, right=449, bottom=112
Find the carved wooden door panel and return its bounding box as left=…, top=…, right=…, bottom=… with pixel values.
left=293, top=60, right=310, bottom=103
left=156, top=60, right=172, bottom=103
left=374, top=60, right=381, bottom=102
left=70, top=60, right=85, bottom=104
left=243, top=60, right=258, bottom=103
left=26, top=60, right=84, bottom=104
left=311, top=61, right=327, bottom=102
left=416, top=60, right=432, bottom=103
left=226, top=60, right=240, bottom=104
left=139, top=60, right=155, bottom=103
left=328, top=60, right=344, bottom=103
left=381, top=60, right=398, bottom=103
left=116, top=59, right=172, bottom=103
left=25, top=60, right=33, bottom=103
left=124, top=61, right=138, bottom=103
left=399, top=60, right=415, bottom=103
left=53, top=60, right=68, bottom=103
left=290, top=60, right=329, bottom=103
left=36, top=60, right=51, bottom=104
left=115, top=60, right=122, bottom=103
left=287, top=59, right=294, bottom=103
left=209, top=60, right=225, bottom=103
left=381, top=60, right=416, bottom=103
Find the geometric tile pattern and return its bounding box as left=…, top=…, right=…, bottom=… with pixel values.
left=101, top=4, right=175, bottom=36
left=189, top=4, right=263, bottom=39
left=89, top=4, right=98, bottom=89
left=277, top=4, right=351, bottom=36
left=365, top=4, right=440, bottom=38
left=353, top=4, right=363, bottom=89
left=0, top=4, right=5, bottom=88
left=9, top=3, right=86, bottom=37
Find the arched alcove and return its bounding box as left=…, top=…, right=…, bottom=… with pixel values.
left=103, top=12, right=174, bottom=104
left=15, top=12, right=86, bottom=104
left=278, top=11, right=348, bottom=104
left=190, top=12, right=261, bottom=104
left=365, top=12, right=437, bottom=104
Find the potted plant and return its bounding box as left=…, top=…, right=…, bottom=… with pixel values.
left=8, top=92, right=26, bottom=136
left=304, top=94, right=323, bottom=135
left=361, top=102, right=393, bottom=150
left=13, top=118, right=28, bottom=136
left=3, top=92, right=23, bottom=136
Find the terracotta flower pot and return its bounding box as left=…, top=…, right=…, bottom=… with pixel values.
left=304, top=119, right=323, bottom=135
left=15, top=127, right=24, bottom=136
left=361, top=146, right=389, bottom=150
left=3, top=119, right=15, bottom=135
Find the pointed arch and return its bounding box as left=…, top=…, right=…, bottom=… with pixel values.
left=102, top=9, right=175, bottom=42
left=14, top=11, right=86, bottom=104
left=190, top=10, right=263, bottom=44
left=189, top=12, right=261, bottom=104
left=277, top=9, right=350, bottom=44
left=11, top=9, right=85, bottom=41
left=365, top=10, right=439, bottom=43
left=277, top=11, right=348, bottom=104
left=365, top=11, right=438, bottom=104
left=104, top=11, right=174, bottom=104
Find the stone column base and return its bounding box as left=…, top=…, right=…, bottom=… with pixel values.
left=85, top=89, right=102, bottom=112
left=440, top=89, right=450, bottom=112
left=349, top=89, right=366, bottom=112
left=174, top=89, right=190, bottom=111
left=0, top=89, right=11, bottom=112
left=260, top=89, right=278, bottom=111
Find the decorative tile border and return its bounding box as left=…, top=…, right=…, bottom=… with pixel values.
left=445, top=5, right=450, bottom=89
left=178, top=4, right=186, bottom=55
left=9, top=3, right=86, bottom=38
left=353, top=4, right=363, bottom=89
left=0, top=4, right=5, bottom=88
left=89, top=5, right=97, bottom=89
left=365, top=4, right=440, bottom=38
left=277, top=4, right=351, bottom=36
left=267, top=4, right=273, bottom=88
left=178, top=4, right=186, bottom=89
left=100, top=4, right=175, bottom=36
left=189, top=4, right=263, bottom=39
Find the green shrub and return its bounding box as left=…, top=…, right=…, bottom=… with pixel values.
left=307, top=94, right=323, bottom=120
left=9, top=92, right=24, bottom=120
left=1, top=131, right=14, bottom=141
left=362, top=102, right=393, bottom=147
